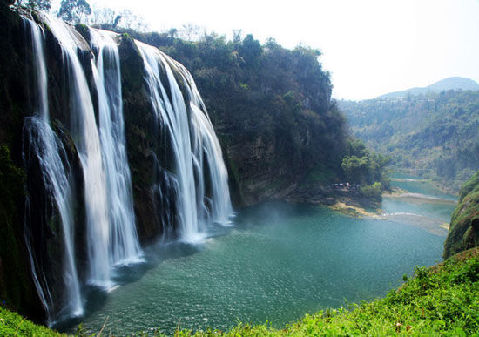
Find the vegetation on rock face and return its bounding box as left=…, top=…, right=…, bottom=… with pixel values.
left=157, top=33, right=343, bottom=205
left=0, top=145, right=32, bottom=315
left=444, top=171, right=479, bottom=259
left=0, top=1, right=47, bottom=320
left=340, top=90, right=479, bottom=193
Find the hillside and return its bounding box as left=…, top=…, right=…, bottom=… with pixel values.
left=381, top=77, right=479, bottom=99
left=2, top=247, right=479, bottom=336
left=444, top=171, right=479, bottom=259
left=340, top=90, right=479, bottom=192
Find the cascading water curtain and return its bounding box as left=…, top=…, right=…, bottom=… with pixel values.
left=42, top=13, right=112, bottom=287
left=23, top=17, right=83, bottom=323
left=90, top=28, right=142, bottom=266
left=137, top=41, right=233, bottom=243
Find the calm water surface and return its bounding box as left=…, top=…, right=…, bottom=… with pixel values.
left=71, top=178, right=455, bottom=335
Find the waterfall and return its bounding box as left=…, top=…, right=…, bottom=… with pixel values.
left=40, top=13, right=143, bottom=287
left=42, top=14, right=112, bottom=287
left=90, top=29, right=142, bottom=265
left=136, top=42, right=233, bottom=242
left=178, top=65, right=233, bottom=226
left=23, top=18, right=83, bottom=321
left=21, top=12, right=232, bottom=324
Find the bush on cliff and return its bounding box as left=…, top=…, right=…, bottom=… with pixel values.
left=341, top=138, right=390, bottom=192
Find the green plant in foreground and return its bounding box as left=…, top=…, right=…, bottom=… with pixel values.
left=0, top=306, right=64, bottom=336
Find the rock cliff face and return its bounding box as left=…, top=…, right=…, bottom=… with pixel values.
left=215, top=104, right=346, bottom=206
left=444, top=171, right=479, bottom=259
left=118, top=35, right=166, bottom=242
left=0, top=3, right=48, bottom=321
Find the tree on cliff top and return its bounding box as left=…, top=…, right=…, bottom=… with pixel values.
left=57, top=0, right=90, bottom=24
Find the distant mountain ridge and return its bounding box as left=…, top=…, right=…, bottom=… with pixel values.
left=381, top=77, right=479, bottom=99
left=339, top=89, right=479, bottom=193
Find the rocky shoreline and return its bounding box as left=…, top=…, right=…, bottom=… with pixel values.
left=284, top=182, right=382, bottom=217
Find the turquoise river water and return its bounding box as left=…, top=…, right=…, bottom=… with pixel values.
left=71, top=177, right=457, bottom=335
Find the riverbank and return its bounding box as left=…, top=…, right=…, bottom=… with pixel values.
left=3, top=247, right=478, bottom=336
left=287, top=188, right=392, bottom=219
left=389, top=169, right=462, bottom=196
left=328, top=200, right=381, bottom=218
left=325, top=183, right=455, bottom=237
left=284, top=182, right=383, bottom=217
left=383, top=187, right=457, bottom=205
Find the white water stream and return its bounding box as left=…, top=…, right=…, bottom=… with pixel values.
left=90, top=29, right=142, bottom=266
left=24, top=18, right=83, bottom=322
left=137, top=42, right=233, bottom=242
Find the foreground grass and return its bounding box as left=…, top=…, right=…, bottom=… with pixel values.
left=0, top=306, right=64, bottom=336
left=2, top=248, right=479, bottom=336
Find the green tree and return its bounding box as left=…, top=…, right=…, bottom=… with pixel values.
left=360, top=182, right=382, bottom=200
left=239, top=34, right=261, bottom=65
left=341, top=155, right=369, bottom=184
